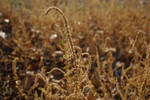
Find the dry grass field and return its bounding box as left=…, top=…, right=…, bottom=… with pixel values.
left=0, top=0, right=150, bottom=100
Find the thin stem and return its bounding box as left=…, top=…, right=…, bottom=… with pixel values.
left=45, top=7, right=77, bottom=67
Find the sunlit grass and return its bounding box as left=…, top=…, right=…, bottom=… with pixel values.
left=0, top=0, right=150, bottom=100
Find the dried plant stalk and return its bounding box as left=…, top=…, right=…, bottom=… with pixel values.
left=12, top=58, right=29, bottom=100
left=45, top=7, right=77, bottom=67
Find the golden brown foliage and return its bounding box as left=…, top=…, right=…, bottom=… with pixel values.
left=0, top=0, right=150, bottom=100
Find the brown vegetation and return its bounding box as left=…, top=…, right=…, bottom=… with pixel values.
left=0, top=0, right=150, bottom=100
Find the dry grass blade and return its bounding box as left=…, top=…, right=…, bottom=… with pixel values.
left=12, top=58, right=29, bottom=100
left=45, top=6, right=77, bottom=67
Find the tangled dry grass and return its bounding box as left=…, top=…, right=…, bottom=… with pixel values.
left=1, top=0, right=150, bottom=100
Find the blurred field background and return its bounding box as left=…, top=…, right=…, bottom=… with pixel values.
left=0, top=0, right=150, bottom=100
